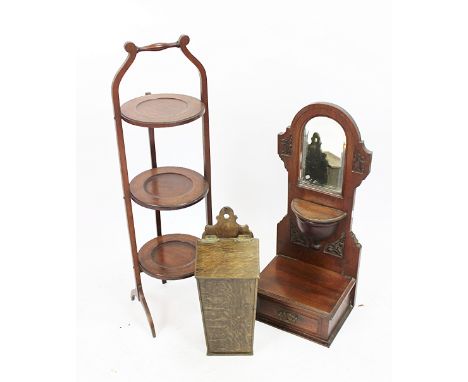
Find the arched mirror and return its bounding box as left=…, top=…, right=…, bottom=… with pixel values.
left=299, top=116, right=346, bottom=194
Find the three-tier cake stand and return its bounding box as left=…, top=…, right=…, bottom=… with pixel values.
left=111, top=35, right=212, bottom=337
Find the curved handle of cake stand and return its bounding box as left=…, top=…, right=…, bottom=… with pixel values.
left=124, top=35, right=191, bottom=53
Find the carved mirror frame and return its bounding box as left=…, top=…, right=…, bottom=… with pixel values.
left=277, top=103, right=372, bottom=282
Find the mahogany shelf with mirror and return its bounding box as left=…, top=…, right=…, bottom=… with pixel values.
left=111, top=35, right=212, bottom=337
left=256, top=102, right=372, bottom=346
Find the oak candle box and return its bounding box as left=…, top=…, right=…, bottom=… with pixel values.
left=196, top=207, right=259, bottom=355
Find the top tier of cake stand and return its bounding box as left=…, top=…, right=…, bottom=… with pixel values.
left=121, top=93, right=205, bottom=128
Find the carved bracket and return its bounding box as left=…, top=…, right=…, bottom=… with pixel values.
left=279, top=134, right=292, bottom=156
left=290, top=222, right=309, bottom=248
left=203, top=207, right=253, bottom=239
left=349, top=231, right=361, bottom=249
left=351, top=141, right=372, bottom=185
left=290, top=221, right=346, bottom=258
left=278, top=127, right=293, bottom=169
left=323, top=233, right=346, bottom=258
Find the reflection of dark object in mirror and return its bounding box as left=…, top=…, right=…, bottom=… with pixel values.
left=304, top=132, right=329, bottom=185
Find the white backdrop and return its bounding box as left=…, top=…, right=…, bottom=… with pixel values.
left=77, top=1, right=391, bottom=381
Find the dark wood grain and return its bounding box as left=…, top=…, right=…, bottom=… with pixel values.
left=257, top=296, right=320, bottom=335
left=138, top=40, right=180, bottom=52
left=130, top=166, right=209, bottom=210
left=147, top=127, right=162, bottom=236
left=291, top=198, right=346, bottom=223
left=138, top=234, right=197, bottom=280
left=179, top=35, right=213, bottom=225
left=257, top=102, right=372, bottom=346
left=121, top=93, right=205, bottom=128
left=258, top=256, right=354, bottom=316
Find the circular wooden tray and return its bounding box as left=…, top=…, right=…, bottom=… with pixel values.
left=138, top=234, right=197, bottom=280
left=121, top=93, right=205, bottom=128
left=130, top=166, right=209, bottom=210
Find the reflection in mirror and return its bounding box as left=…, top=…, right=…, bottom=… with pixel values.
left=299, top=117, right=346, bottom=194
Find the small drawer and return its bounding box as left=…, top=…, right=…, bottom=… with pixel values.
left=257, top=297, right=320, bottom=335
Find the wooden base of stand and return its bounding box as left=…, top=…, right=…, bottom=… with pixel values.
left=131, top=285, right=156, bottom=338
left=256, top=255, right=355, bottom=347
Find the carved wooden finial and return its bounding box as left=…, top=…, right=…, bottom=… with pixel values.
left=202, top=207, right=253, bottom=239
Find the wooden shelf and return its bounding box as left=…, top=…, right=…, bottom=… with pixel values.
left=130, top=166, right=209, bottom=210
left=291, top=198, right=346, bottom=224
left=138, top=234, right=197, bottom=280
left=121, top=93, right=205, bottom=128
left=258, top=255, right=355, bottom=316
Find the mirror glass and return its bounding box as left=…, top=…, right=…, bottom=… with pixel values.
left=299, top=117, right=346, bottom=194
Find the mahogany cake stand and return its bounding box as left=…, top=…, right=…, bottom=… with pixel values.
left=111, top=35, right=212, bottom=337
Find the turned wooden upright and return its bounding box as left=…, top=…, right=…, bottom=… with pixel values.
left=256, top=103, right=372, bottom=346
